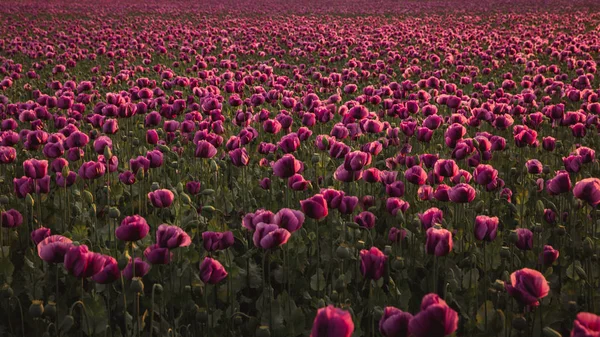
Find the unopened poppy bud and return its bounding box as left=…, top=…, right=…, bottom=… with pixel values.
left=83, top=190, right=94, bottom=204
left=154, top=284, right=163, bottom=294
left=317, top=299, right=325, bottom=308
left=103, top=147, right=112, bottom=159
left=109, top=207, right=120, bottom=219
left=0, top=195, right=8, bottom=205
left=210, top=159, right=219, bottom=172
left=26, top=194, right=35, bottom=207
left=151, top=182, right=160, bottom=191
left=311, top=154, right=320, bottom=163
left=180, top=193, right=192, bottom=205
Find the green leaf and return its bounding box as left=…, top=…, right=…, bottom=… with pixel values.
left=0, top=257, right=14, bottom=281
left=476, top=301, right=495, bottom=331
left=310, top=269, right=326, bottom=291
left=462, top=268, right=479, bottom=290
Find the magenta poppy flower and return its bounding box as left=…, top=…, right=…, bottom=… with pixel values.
left=144, top=244, right=172, bottom=265
left=37, top=235, right=73, bottom=263
left=195, top=140, right=218, bottom=158
left=78, top=160, right=106, bottom=180
left=379, top=306, right=412, bottom=337
left=505, top=268, right=549, bottom=307
left=474, top=215, right=499, bottom=242
left=386, top=198, right=409, bottom=216
left=344, top=151, right=371, bottom=172
left=274, top=208, right=305, bottom=233
left=448, top=183, right=476, bottom=203
left=115, top=215, right=149, bottom=242
left=300, top=194, right=329, bottom=220
left=123, top=258, right=150, bottom=280
left=199, top=257, right=227, bottom=284
left=408, top=294, right=458, bottom=337
left=571, top=312, right=600, bottom=337
left=360, top=247, right=387, bottom=280
left=355, top=211, right=376, bottom=229
left=434, top=159, right=458, bottom=178
left=473, top=164, right=498, bottom=186
left=91, top=256, right=120, bottom=284
left=64, top=245, right=106, bottom=278
left=310, top=306, right=354, bottom=337
left=202, top=231, right=234, bottom=252
left=242, top=209, right=276, bottom=231
left=404, top=166, right=427, bottom=185
left=425, top=227, right=453, bottom=256
left=148, top=189, right=175, bottom=208
left=130, top=156, right=150, bottom=174
left=229, top=147, right=249, bottom=166
left=1, top=209, right=23, bottom=228
left=31, top=227, right=51, bottom=245
left=288, top=174, right=311, bottom=191
left=156, top=224, right=191, bottom=249
left=185, top=181, right=201, bottom=195
left=23, top=159, right=48, bottom=179
left=573, top=178, right=600, bottom=207
left=546, top=171, right=572, bottom=195
left=539, top=245, right=559, bottom=267
left=418, top=207, right=444, bottom=230
left=515, top=228, right=533, bottom=250
left=386, top=181, right=405, bottom=197
left=273, top=154, right=302, bottom=179
left=253, top=223, right=291, bottom=249
left=389, top=227, right=407, bottom=243
left=0, top=146, right=16, bottom=164
left=525, top=159, right=543, bottom=174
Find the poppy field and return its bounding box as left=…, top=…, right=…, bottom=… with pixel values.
left=1, top=0, right=600, bottom=336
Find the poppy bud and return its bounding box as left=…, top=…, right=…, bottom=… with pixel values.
left=44, top=302, right=57, bottom=317
left=29, top=300, right=44, bottom=317
left=256, top=326, right=271, bottom=337
left=130, top=277, right=144, bottom=293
